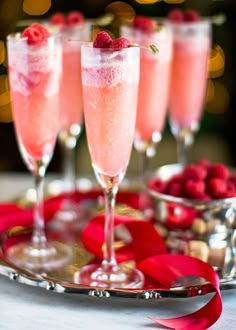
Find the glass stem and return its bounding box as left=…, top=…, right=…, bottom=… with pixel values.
left=102, top=187, right=117, bottom=269
left=32, top=163, right=47, bottom=249
left=92, top=173, right=121, bottom=271
left=139, top=150, right=149, bottom=180
left=62, top=144, right=76, bottom=194
left=177, top=137, right=188, bottom=165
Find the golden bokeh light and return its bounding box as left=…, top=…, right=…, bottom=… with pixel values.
left=164, top=0, right=185, bottom=4
left=105, top=1, right=136, bottom=24
left=0, top=41, right=5, bottom=65
left=0, top=75, right=12, bottom=123
left=135, top=0, right=161, bottom=4
left=208, top=44, right=225, bottom=79
left=0, top=91, right=11, bottom=107
left=0, top=104, right=13, bottom=123
left=0, top=75, right=9, bottom=93
left=206, top=80, right=215, bottom=104
left=23, top=0, right=51, bottom=16
left=206, top=81, right=229, bottom=114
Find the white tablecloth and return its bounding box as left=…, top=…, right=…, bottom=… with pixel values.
left=0, top=173, right=235, bottom=330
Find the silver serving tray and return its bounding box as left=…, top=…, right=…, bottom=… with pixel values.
left=0, top=178, right=236, bottom=299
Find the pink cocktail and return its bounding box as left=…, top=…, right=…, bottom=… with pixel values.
left=8, top=45, right=60, bottom=163
left=78, top=41, right=144, bottom=288
left=59, top=40, right=83, bottom=134
left=168, top=19, right=211, bottom=164
left=82, top=58, right=139, bottom=177
left=6, top=27, right=71, bottom=270
left=51, top=24, right=91, bottom=229
left=59, top=24, right=91, bottom=135
left=121, top=23, right=173, bottom=159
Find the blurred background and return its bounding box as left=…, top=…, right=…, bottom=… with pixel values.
left=0, top=0, right=235, bottom=177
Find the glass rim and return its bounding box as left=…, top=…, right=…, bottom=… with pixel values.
left=165, top=18, right=211, bottom=28
left=81, top=43, right=141, bottom=53
left=6, top=32, right=60, bottom=43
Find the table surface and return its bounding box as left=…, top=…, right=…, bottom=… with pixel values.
left=0, top=173, right=235, bottom=330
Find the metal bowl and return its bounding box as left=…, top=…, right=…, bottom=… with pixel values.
left=147, top=163, right=236, bottom=279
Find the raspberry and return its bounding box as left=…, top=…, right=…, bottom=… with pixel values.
left=148, top=178, right=166, bottom=194
left=184, top=10, right=200, bottom=22
left=224, top=191, right=236, bottom=198
left=229, top=175, right=236, bottom=189
left=67, top=11, right=84, bottom=26
left=110, top=37, right=130, bottom=50
left=184, top=180, right=205, bottom=199
left=168, top=174, right=183, bottom=184
left=168, top=9, right=184, bottom=23
left=207, top=163, right=230, bottom=181
left=183, top=164, right=207, bottom=182
left=168, top=182, right=184, bottom=197
left=206, top=178, right=227, bottom=198
left=50, top=12, right=65, bottom=25
left=93, top=31, right=113, bottom=48
left=196, top=159, right=210, bottom=168
left=199, top=194, right=211, bottom=201
left=132, top=16, right=157, bottom=33
left=22, top=24, right=50, bottom=45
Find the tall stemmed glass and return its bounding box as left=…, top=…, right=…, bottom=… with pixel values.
left=6, top=31, right=72, bottom=271
left=52, top=24, right=92, bottom=229
left=78, top=43, right=144, bottom=288
left=121, top=21, right=173, bottom=178
left=167, top=19, right=211, bottom=165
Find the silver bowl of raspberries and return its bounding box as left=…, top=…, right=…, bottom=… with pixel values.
left=147, top=160, right=236, bottom=279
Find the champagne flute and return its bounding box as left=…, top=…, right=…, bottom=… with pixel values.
left=167, top=19, right=211, bottom=165
left=51, top=23, right=92, bottom=229
left=78, top=43, right=144, bottom=288
left=6, top=29, right=72, bottom=271
left=121, top=21, right=173, bottom=179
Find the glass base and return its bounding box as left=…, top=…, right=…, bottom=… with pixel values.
left=76, top=263, right=144, bottom=289
left=50, top=199, right=89, bottom=232
left=6, top=241, right=72, bottom=272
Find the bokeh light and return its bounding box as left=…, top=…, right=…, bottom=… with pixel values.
left=208, top=44, right=225, bottom=79
left=135, top=0, right=161, bottom=4
left=164, top=0, right=185, bottom=4
left=0, top=41, right=5, bottom=65
left=206, top=80, right=229, bottom=114
left=105, top=1, right=135, bottom=24
left=23, top=0, right=51, bottom=16
left=0, top=75, right=12, bottom=122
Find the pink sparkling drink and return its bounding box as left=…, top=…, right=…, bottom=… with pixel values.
left=59, top=40, right=83, bottom=133
left=59, top=24, right=91, bottom=135
left=168, top=20, right=211, bottom=131
left=121, top=24, right=173, bottom=146
left=7, top=34, right=62, bottom=165
left=81, top=45, right=140, bottom=177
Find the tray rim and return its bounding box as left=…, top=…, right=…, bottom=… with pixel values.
left=1, top=239, right=236, bottom=300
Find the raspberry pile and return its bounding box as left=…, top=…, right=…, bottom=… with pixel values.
left=93, top=31, right=130, bottom=51
left=148, top=160, right=236, bottom=200
left=22, top=23, right=50, bottom=45
left=50, top=11, right=84, bottom=26
left=167, top=9, right=200, bottom=23
left=131, top=16, right=157, bottom=33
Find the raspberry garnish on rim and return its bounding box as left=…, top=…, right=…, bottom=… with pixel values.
left=22, top=23, right=50, bottom=45
left=93, top=30, right=159, bottom=54
left=93, top=31, right=113, bottom=48
left=132, top=16, right=157, bottom=33
left=168, top=8, right=200, bottom=23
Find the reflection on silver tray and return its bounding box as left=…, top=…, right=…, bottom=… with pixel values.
left=0, top=178, right=236, bottom=300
